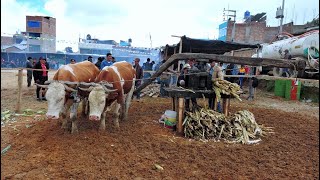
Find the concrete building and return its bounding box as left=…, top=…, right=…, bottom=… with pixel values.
left=78, top=34, right=116, bottom=55
left=25, top=15, right=56, bottom=52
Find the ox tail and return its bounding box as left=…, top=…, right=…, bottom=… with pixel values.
left=123, top=78, right=135, bottom=120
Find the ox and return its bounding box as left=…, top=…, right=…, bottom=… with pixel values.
left=37, top=61, right=100, bottom=133
left=80, top=61, right=136, bottom=131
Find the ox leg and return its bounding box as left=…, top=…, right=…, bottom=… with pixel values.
left=112, top=102, right=121, bottom=129
left=99, top=111, right=107, bottom=132
left=123, top=83, right=135, bottom=121
left=81, top=97, right=87, bottom=117
left=119, top=98, right=126, bottom=121
left=70, top=102, right=80, bottom=134
left=61, top=99, right=73, bottom=130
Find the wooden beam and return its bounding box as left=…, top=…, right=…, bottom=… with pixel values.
left=134, top=53, right=296, bottom=93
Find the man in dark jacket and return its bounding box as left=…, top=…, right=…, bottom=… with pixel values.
left=34, top=57, right=49, bottom=101
left=133, top=58, right=143, bottom=101
left=95, top=57, right=104, bottom=69
left=26, top=57, right=33, bottom=87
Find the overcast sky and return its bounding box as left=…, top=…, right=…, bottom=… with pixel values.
left=1, top=0, right=319, bottom=51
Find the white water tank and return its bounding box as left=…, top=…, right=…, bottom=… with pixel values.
left=261, top=30, right=319, bottom=59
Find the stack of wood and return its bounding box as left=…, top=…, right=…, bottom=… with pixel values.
left=139, top=83, right=161, bottom=98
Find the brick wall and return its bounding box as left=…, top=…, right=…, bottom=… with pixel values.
left=26, top=16, right=56, bottom=36
left=226, top=21, right=301, bottom=44
left=1, top=36, right=13, bottom=46
left=26, top=16, right=56, bottom=52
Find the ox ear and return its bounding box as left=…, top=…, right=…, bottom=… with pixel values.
left=62, top=84, right=77, bottom=92
left=78, top=86, right=94, bottom=92
left=35, top=83, right=49, bottom=89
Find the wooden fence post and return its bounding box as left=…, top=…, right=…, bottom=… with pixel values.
left=15, top=69, right=23, bottom=113
left=177, top=97, right=184, bottom=135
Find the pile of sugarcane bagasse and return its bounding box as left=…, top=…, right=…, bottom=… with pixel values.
left=183, top=79, right=274, bottom=144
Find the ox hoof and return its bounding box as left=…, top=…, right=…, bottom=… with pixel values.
left=71, top=128, right=79, bottom=134
left=99, top=127, right=106, bottom=132
left=113, top=125, right=120, bottom=130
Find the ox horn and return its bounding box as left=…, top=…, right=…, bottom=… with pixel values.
left=79, top=82, right=97, bottom=86
left=35, top=83, right=49, bottom=88
left=100, top=82, right=113, bottom=88
left=44, top=80, right=54, bottom=84
left=78, top=86, right=94, bottom=92
left=62, top=81, right=80, bottom=85
left=63, top=84, right=77, bottom=92
left=102, top=85, right=117, bottom=93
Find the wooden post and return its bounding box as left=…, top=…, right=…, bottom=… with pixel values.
left=177, top=38, right=183, bottom=72
left=172, top=97, right=176, bottom=111
left=227, top=98, right=231, bottom=116
left=15, top=69, right=23, bottom=113
left=222, top=98, right=229, bottom=116
left=177, top=97, right=184, bottom=134
left=214, top=98, right=218, bottom=111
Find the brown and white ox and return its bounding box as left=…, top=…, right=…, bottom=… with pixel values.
left=80, top=61, right=136, bottom=131
left=37, top=61, right=100, bottom=133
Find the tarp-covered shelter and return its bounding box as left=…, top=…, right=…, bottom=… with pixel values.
left=163, top=35, right=259, bottom=58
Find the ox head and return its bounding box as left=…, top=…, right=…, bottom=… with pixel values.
left=79, top=83, right=117, bottom=121
left=36, top=81, right=77, bottom=120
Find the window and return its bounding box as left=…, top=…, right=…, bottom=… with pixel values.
left=27, top=21, right=41, bottom=28
left=15, top=38, right=23, bottom=44
left=28, top=33, right=41, bottom=40
left=29, top=45, right=41, bottom=52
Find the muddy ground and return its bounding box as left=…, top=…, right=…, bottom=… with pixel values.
left=1, top=70, right=319, bottom=179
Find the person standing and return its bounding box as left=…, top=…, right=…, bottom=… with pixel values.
left=225, top=63, right=235, bottom=83
left=34, top=57, right=49, bottom=101
left=207, top=61, right=223, bottom=111
left=112, top=57, right=116, bottom=63
left=32, top=58, right=37, bottom=83
left=247, top=66, right=260, bottom=101
left=100, top=53, right=113, bottom=70
left=95, top=57, right=104, bottom=69
left=87, top=56, right=93, bottom=63
left=143, top=58, right=153, bottom=83
left=26, top=57, right=33, bottom=87
left=133, top=58, right=143, bottom=101
left=70, top=59, right=76, bottom=64
left=238, top=65, right=246, bottom=89
left=282, top=49, right=292, bottom=76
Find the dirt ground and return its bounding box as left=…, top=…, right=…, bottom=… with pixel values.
left=1, top=69, right=319, bottom=179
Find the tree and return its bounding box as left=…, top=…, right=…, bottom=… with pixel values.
left=65, top=47, right=73, bottom=53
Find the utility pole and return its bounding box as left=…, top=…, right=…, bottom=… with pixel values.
left=276, top=0, right=285, bottom=34
left=149, top=32, right=152, bottom=48
left=223, top=8, right=237, bottom=42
